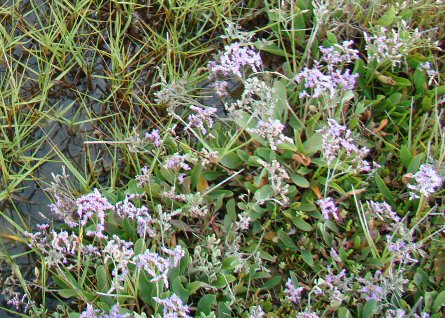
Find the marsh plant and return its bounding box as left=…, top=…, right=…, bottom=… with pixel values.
left=0, top=0, right=445, bottom=318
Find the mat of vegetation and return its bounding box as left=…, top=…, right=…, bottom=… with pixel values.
left=0, top=0, right=444, bottom=317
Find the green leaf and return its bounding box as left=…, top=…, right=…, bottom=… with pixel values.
left=96, top=265, right=110, bottom=293
left=291, top=217, right=312, bottom=232
left=290, top=173, right=310, bottom=188
left=255, top=147, right=275, bottom=161
left=191, top=161, right=204, bottom=191
left=134, top=238, right=146, bottom=255
left=259, top=250, right=277, bottom=262
left=220, top=152, right=242, bottom=169
left=301, top=250, right=314, bottom=267
left=196, top=294, right=216, bottom=315
left=187, top=281, right=203, bottom=295
left=255, top=42, right=290, bottom=58
left=254, top=185, right=274, bottom=202
left=213, top=274, right=236, bottom=288
left=399, top=145, right=413, bottom=168
left=432, top=290, right=445, bottom=312
left=407, top=153, right=424, bottom=174
left=362, top=300, right=377, bottom=318
left=277, top=229, right=298, bottom=251
left=172, top=276, right=189, bottom=303
left=261, top=276, right=281, bottom=290
left=59, top=289, right=77, bottom=299
left=273, top=79, right=288, bottom=120
left=138, top=271, right=157, bottom=306
left=236, top=149, right=250, bottom=163
left=376, top=5, right=396, bottom=26
left=217, top=302, right=232, bottom=318
left=338, top=307, right=353, bottom=318
left=251, top=271, right=272, bottom=280
left=53, top=275, right=70, bottom=289
left=375, top=173, right=396, bottom=206
left=413, top=69, right=426, bottom=94
left=326, top=31, right=338, bottom=44
left=303, top=133, right=322, bottom=155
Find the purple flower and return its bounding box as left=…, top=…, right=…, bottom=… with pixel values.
left=115, top=193, right=149, bottom=219
left=133, top=246, right=185, bottom=288
left=211, top=80, right=229, bottom=97
left=249, top=305, right=265, bottom=318
left=295, top=66, right=336, bottom=98
left=80, top=304, right=100, bottom=318
left=153, top=293, right=192, bottom=318
left=25, top=226, right=79, bottom=267
left=320, top=40, right=359, bottom=66
left=145, top=129, right=162, bottom=147
left=103, top=304, right=130, bottom=318
left=284, top=278, right=304, bottom=304
left=163, top=153, right=191, bottom=171
left=367, top=201, right=400, bottom=223
left=49, top=192, right=77, bottom=227
left=135, top=166, right=151, bottom=187
left=316, top=197, right=341, bottom=221
left=208, top=42, right=262, bottom=79
left=103, top=235, right=134, bottom=291
left=385, top=229, right=422, bottom=265
left=318, top=119, right=370, bottom=173
left=295, top=42, right=359, bottom=99
left=407, top=164, right=443, bottom=200
left=235, top=212, right=251, bottom=230
left=76, top=189, right=114, bottom=238
left=80, top=304, right=130, bottom=318
left=296, top=311, right=320, bottom=318
left=385, top=309, right=406, bottom=318
left=185, top=105, right=217, bottom=135
left=247, top=118, right=294, bottom=151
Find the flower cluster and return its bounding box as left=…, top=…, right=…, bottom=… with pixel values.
left=295, top=41, right=359, bottom=99
left=185, top=105, right=217, bottom=135
left=153, top=294, right=192, bottom=318
left=226, top=77, right=275, bottom=119
left=135, top=166, right=151, bottom=187
left=257, top=159, right=290, bottom=206
left=386, top=225, right=424, bottom=265
left=103, top=235, right=134, bottom=291
left=80, top=303, right=131, bottom=318
left=284, top=278, right=304, bottom=304
left=163, top=153, right=191, bottom=171
left=47, top=168, right=78, bottom=227
left=316, top=197, right=341, bottom=221
left=296, top=310, right=320, bottom=318
left=24, top=224, right=79, bottom=267
left=116, top=194, right=156, bottom=238
left=247, top=118, right=293, bottom=151
left=76, top=188, right=115, bottom=238
left=407, top=164, right=443, bottom=200
left=1, top=275, right=35, bottom=314
left=357, top=268, right=409, bottom=302
left=319, top=40, right=359, bottom=67
left=133, top=246, right=185, bottom=288
left=366, top=200, right=400, bottom=231
left=318, top=118, right=371, bottom=173
left=208, top=42, right=262, bottom=79
left=249, top=305, right=265, bottom=318
left=145, top=128, right=162, bottom=147
left=153, top=68, right=189, bottom=109
left=364, top=22, right=423, bottom=67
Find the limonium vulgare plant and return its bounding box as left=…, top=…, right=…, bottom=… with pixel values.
left=3, top=1, right=445, bottom=318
